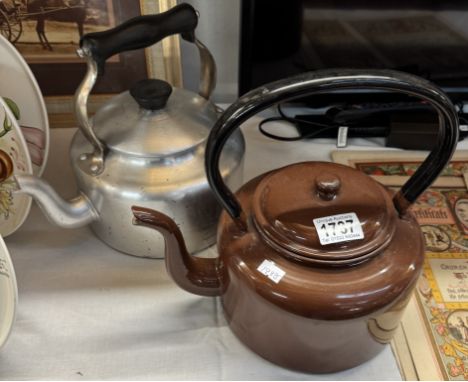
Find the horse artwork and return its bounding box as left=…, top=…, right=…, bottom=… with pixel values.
left=26, top=0, right=87, bottom=50
left=2, top=0, right=114, bottom=61
left=1, top=0, right=150, bottom=99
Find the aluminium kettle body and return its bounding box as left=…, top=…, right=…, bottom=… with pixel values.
left=132, top=69, right=459, bottom=372
left=8, top=4, right=244, bottom=258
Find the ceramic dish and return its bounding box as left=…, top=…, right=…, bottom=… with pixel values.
left=0, top=97, right=33, bottom=237
left=0, top=234, right=17, bottom=350
left=0, top=34, right=49, bottom=176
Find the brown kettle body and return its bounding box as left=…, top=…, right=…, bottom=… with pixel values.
left=132, top=69, right=459, bottom=373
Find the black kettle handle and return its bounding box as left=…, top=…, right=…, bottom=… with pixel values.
left=80, top=3, right=197, bottom=74
left=205, top=69, right=459, bottom=225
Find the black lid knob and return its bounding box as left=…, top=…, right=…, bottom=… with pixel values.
left=130, top=79, right=172, bottom=110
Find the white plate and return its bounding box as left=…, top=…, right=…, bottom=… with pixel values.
left=0, top=234, right=17, bottom=350
left=0, top=34, right=49, bottom=177
left=0, top=97, right=33, bottom=237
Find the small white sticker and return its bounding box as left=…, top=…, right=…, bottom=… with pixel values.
left=257, top=260, right=285, bottom=283
left=313, top=212, right=364, bottom=245
left=337, top=126, right=349, bottom=148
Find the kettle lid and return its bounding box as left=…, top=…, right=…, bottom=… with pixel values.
left=252, top=162, right=397, bottom=266
left=92, top=79, right=218, bottom=157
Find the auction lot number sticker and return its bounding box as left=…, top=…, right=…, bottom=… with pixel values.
left=257, top=260, right=285, bottom=283
left=313, top=212, right=364, bottom=245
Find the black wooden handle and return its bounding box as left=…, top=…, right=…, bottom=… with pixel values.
left=80, top=3, right=198, bottom=73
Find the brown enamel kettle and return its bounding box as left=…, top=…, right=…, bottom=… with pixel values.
left=131, top=69, right=459, bottom=373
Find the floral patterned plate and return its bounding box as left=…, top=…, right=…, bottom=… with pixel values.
left=0, top=34, right=49, bottom=176
left=0, top=97, right=32, bottom=237
left=0, top=233, right=17, bottom=350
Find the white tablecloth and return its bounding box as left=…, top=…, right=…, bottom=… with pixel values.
left=0, top=118, right=404, bottom=380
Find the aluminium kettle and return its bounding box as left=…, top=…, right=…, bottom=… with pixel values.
left=131, top=69, right=459, bottom=372
left=2, top=4, right=244, bottom=258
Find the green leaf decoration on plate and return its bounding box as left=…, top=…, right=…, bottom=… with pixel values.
left=1, top=114, right=12, bottom=137
left=3, top=98, right=20, bottom=120
left=1, top=97, right=20, bottom=137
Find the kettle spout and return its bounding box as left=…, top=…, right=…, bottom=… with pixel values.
left=131, top=206, right=222, bottom=297
left=15, top=174, right=98, bottom=228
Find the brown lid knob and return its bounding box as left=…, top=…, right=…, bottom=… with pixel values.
left=316, top=174, right=341, bottom=201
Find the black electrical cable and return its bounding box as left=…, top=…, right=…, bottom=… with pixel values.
left=259, top=103, right=468, bottom=142
left=258, top=104, right=338, bottom=141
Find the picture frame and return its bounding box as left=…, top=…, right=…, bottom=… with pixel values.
left=1, top=0, right=182, bottom=127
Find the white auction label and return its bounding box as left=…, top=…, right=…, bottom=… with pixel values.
left=313, top=212, right=364, bottom=245
left=257, top=260, right=286, bottom=283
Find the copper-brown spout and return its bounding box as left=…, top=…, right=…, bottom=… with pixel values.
left=131, top=206, right=222, bottom=297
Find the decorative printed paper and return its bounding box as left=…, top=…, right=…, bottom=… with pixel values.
left=332, top=150, right=468, bottom=380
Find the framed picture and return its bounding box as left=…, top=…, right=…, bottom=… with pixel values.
left=0, top=0, right=181, bottom=127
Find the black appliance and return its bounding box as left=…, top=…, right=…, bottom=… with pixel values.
left=239, top=0, right=468, bottom=148
left=240, top=0, right=468, bottom=99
